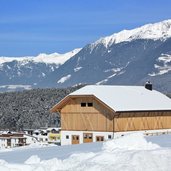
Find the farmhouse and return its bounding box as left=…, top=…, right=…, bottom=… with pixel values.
left=50, top=84, right=171, bottom=145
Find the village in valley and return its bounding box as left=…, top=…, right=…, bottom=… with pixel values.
left=0, top=127, right=61, bottom=149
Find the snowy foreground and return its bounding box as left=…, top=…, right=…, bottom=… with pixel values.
left=0, top=133, right=171, bottom=171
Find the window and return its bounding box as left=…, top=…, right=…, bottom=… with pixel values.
left=96, top=136, right=104, bottom=142
left=81, top=102, right=93, bottom=107
left=88, top=134, right=92, bottom=139
left=83, top=133, right=92, bottom=139
left=87, top=103, right=93, bottom=107
left=81, top=103, right=86, bottom=107
left=66, top=135, right=69, bottom=139
left=72, top=135, right=79, bottom=140
left=42, top=132, right=47, bottom=136
left=84, top=134, right=87, bottom=139
left=108, top=135, right=112, bottom=139
left=35, top=132, right=39, bottom=136
left=51, top=129, right=58, bottom=133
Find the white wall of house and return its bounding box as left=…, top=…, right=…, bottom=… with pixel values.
left=61, top=131, right=114, bottom=146
left=61, top=129, right=171, bottom=146
left=0, top=138, right=20, bottom=148
left=24, top=134, right=37, bottom=144
left=0, top=139, right=7, bottom=149
left=11, top=138, right=18, bottom=147
left=36, top=135, right=48, bottom=143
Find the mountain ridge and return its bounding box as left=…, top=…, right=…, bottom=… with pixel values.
left=0, top=48, right=81, bottom=65
left=0, top=19, right=171, bottom=92
left=92, top=19, right=171, bottom=48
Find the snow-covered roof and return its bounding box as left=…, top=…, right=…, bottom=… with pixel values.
left=70, top=85, right=171, bottom=112
left=47, top=127, right=61, bottom=131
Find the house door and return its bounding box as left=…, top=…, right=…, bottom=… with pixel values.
left=72, top=135, right=80, bottom=144
left=83, top=133, right=93, bottom=143
left=96, top=136, right=104, bottom=142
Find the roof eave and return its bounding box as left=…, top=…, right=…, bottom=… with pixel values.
left=115, top=109, right=171, bottom=113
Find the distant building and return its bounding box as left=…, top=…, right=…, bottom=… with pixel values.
left=47, top=127, right=61, bottom=144
left=32, top=128, right=61, bottom=145
left=50, top=85, right=171, bottom=145
left=32, top=129, right=48, bottom=143
left=0, top=127, right=61, bottom=149
left=0, top=132, right=26, bottom=148
left=23, top=129, right=35, bottom=135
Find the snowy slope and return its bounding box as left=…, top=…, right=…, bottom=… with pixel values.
left=149, top=53, right=171, bottom=76
left=92, top=19, right=171, bottom=48
left=48, top=19, right=171, bottom=92
left=0, top=48, right=81, bottom=91
left=0, top=133, right=171, bottom=171
left=0, top=48, right=81, bottom=65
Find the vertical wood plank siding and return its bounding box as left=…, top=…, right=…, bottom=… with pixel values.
left=60, top=97, right=171, bottom=132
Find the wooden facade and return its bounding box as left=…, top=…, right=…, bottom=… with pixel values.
left=56, top=96, right=171, bottom=132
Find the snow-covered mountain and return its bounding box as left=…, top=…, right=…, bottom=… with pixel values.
left=0, top=48, right=81, bottom=65
left=0, top=49, right=81, bottom=91
left=43, top=19, right=171, bottom=92
left=1, top=19, right=171, bottom=92
left=92, top=19, right=171, bottom=48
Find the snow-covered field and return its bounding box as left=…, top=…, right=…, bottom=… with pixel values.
left=0, top=133, right=171, bottom=171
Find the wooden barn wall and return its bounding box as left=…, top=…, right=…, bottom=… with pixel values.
left=61, top=97, right=113, bottom=131
left=113, top=112, right=171, bottom=132
left=60, top=97, right=171, bottom=132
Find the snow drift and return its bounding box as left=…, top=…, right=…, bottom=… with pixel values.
left=1, top=133, right=171, bottom=171
left=103, top=133, right=160, bottom=151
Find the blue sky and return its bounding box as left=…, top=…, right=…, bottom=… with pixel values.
left=0, top=0, right=171, bottom=56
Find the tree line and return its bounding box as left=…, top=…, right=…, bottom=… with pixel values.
left=0, top=85, right=83, bottom=131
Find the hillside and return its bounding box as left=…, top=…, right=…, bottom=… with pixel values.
left=0, top=85, right=83, bottom=130
left=0, top=49, right=81, bottom=91
left=48, top=20, right=171, bottom=92
left=0, top=20, right=171, bottom=92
